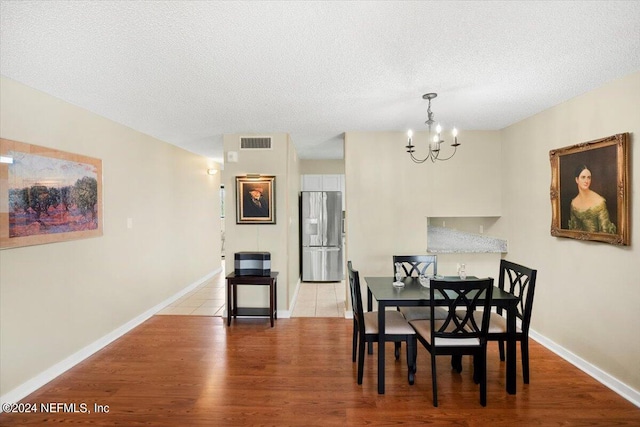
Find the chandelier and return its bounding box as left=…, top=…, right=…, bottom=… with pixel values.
left=405, top=93, right=460, bottom=163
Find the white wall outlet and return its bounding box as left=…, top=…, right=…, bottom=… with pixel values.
left=480, top=225, right=484, bottom=234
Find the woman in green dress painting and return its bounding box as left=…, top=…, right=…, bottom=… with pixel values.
left=568, top=165, right=616, bottom=233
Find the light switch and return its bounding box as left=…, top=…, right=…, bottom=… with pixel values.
left=127, top=218, right=133, bottom=229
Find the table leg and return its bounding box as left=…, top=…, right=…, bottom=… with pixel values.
left=274, top=278, right=278, bottom=320
left=368, top=287, right=374, bottom=355
left=227, top=280, right=232, bottom=326
left=378, top=302, right=386, bottom=394
left=269, top=279, right=275, bottom=327
left=506, top=305, right=517, bottom=394
left=232, top=282, right=238, bottom=322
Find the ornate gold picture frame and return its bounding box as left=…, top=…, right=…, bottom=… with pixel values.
left=549, top=133, right=629, bottom=245
left=236, top=175, right=276, bottom=224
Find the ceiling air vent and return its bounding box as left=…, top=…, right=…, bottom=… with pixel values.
left=240, top=137, right=272, bottom=150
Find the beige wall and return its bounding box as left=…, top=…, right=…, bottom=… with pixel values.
left=222, top=134, right=300, bottom=314
left=500, top=71, right=640, bottom=392
left=300, top=159, right=345, bottom=174
left=0, top=77, right=221, bottom=396
left=287, top=142, right=301, bottom=306
left=344, top=130, right=502, bottom=279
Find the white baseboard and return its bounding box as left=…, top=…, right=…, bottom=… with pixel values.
left=0, top=268, right=221, bottom=407
left=529, top=329, right=640, bottom=408
left=277, top=310, right=291, bottom=319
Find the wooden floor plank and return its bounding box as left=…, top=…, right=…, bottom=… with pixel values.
left=1, top=316, right=638, bottom=426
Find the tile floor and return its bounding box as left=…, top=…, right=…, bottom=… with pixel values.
left=156, top=269, right=227, bottom=316
left=290, top=281, right=346, bottom=317
left=156, top=261, right=346, bottom=318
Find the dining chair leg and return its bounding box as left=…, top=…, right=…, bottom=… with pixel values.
left=357, top=338, right=366, bottom=385
left=394, top=342, right=401, bottom=360
left=406, top=337, right=416, bottom=385
left=522, top=339, right=530, bottom=384
left=451, top=355, right=463, bottom=373
left=498, top=339, right=505, bottom=361
left=352, top=320, right=358, bottom=362
left=412, top=339, right=418, bottom=374
left=480, top=351, right=487, bottom=407
left=431, top=354, right=438, bottom=407
left=473, top=354, right=480, bottom=384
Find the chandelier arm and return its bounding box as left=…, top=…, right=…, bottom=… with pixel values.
left=409, top=152, right=430, bottom=163
left=433, top=145, right=458, bottom=161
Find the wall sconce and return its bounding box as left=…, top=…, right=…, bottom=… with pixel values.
left=207, top=168, right=218, bottom=175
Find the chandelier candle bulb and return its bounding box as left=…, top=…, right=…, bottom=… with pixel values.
left=405, top=129, right=415, bottom=152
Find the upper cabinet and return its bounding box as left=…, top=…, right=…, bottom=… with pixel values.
left=320, top=174, right=342, bottom=192
left=301, top=174, right=324, bottom=191
left=302, top=174, right=343, bottom=191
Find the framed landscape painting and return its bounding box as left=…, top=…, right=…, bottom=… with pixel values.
left=549, top=132, right=629, bottom=245
left=236, top=175, right=275, bottom=224
left=0, top=138, right=103, bottom=249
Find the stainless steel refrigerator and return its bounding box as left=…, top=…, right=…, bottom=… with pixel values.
left=301, top=191, right=343, bottom=282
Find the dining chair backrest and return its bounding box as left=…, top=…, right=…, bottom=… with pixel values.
left=498, top=260, right=537, bottom=334
left=393, top=255, right=437, bottom=277
left=429, top=278, right=494, bottom=342
left=347, top=261, right=365, bottom=328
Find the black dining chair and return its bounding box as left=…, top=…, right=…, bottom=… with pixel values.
left=409, top=277, right=494, bottom=407
left=393, top=255, right=437, bottom=278
left=393, top=255, right=447, bottom=321
left=485, top=259, right=538, bottom=384
left=347, top=261, right=417, bottom=386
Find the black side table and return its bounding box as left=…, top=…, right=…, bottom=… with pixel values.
left=226, top=272, right=278, bottom=327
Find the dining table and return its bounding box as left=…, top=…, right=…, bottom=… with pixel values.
left=364, top=275, right=520, bottom=395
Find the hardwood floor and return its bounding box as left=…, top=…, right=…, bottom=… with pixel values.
left=1, top=316, right=638, bottom=426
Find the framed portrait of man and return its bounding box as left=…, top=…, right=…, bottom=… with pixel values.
left=549, top=133, right=629, bottom=245
left=236, top=175, right=275, bottom=224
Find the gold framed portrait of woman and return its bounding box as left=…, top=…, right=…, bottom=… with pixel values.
left=549, top=133, right=629, bottom=245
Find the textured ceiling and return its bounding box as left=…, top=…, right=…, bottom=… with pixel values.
left=1, top=1, right=639, bottom=162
